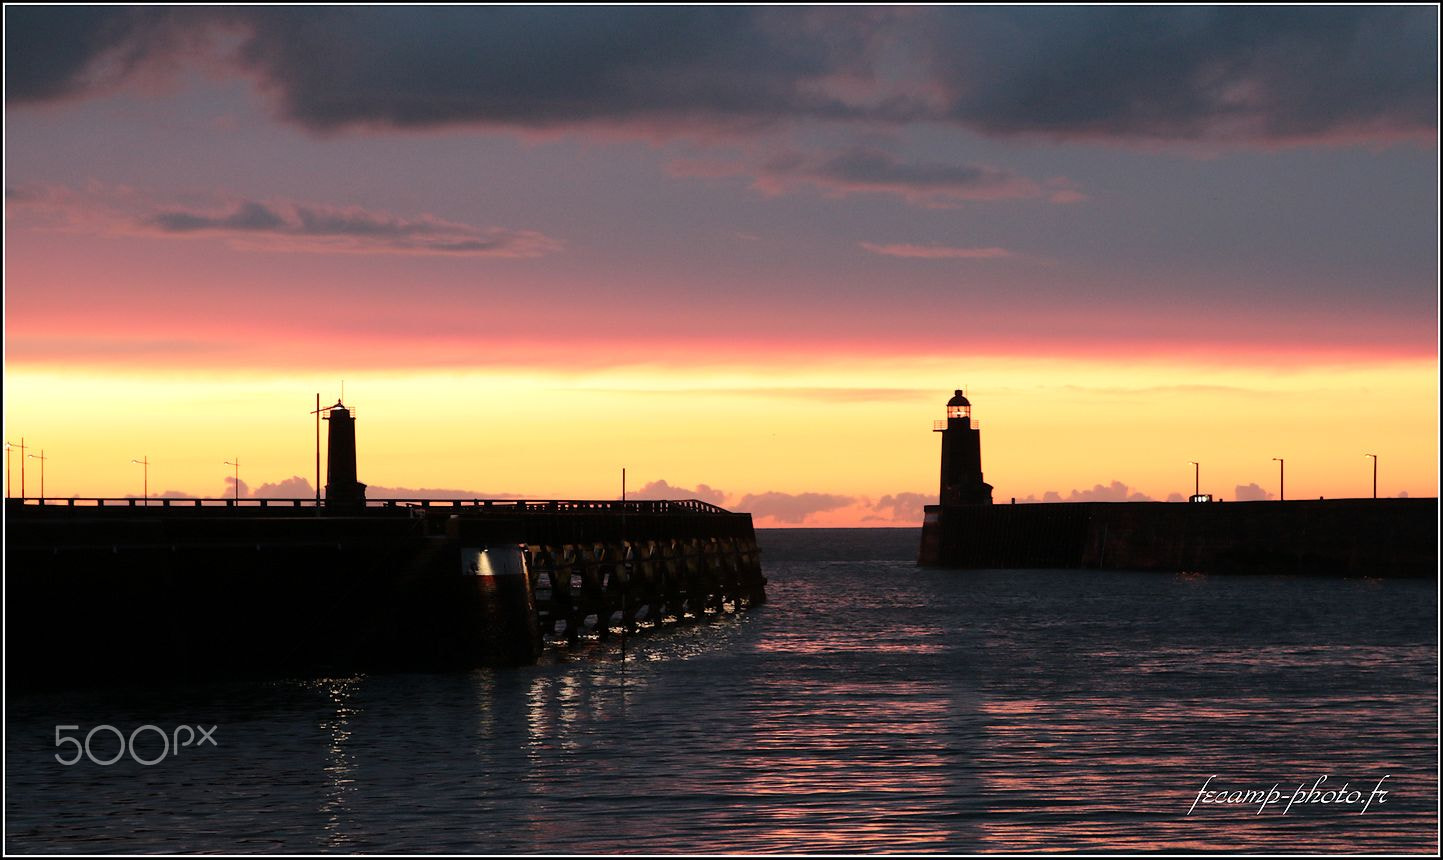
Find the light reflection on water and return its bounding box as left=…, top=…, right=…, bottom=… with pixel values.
left=5, top=529, right=1436, bottom=853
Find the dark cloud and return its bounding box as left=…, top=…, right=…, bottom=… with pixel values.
left=860, top=243, right=1015, bottom=260
left=7, top=7, right=1431, bottom=145
left=925, top=6, right=1437, bottom=143
left=4, top=6, right=162, bottom=103
left=236, top=7, right=883, bottom=132
left=735, top=490, right=855, bottom=524
left=6, top=184, right=564, bottom=257
left=670, top=146, right=1043, bottom=206
left=628, top=479, right=728, bottom=506
left=772, top=147, right=1001, bottom=189
left=150, top=201, right=286, bottom=233
left=141, top=199, right=555, bottom=256
left=751, top=147, right=1039, bottom=205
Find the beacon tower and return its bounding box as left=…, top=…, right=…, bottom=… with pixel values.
left=324, top=400, right=367, bottom=509
left=935, top=388, right=993, bottom=505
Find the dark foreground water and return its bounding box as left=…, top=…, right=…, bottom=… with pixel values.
left=6, top=528, right=1438, bottom=853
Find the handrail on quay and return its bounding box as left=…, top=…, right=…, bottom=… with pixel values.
left=5, top=497, right=736, bottom=516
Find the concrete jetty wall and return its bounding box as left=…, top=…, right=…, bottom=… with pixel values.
left=5, top=499, right=765, bottom=687
left=919, top=498, right=1437, bottom=577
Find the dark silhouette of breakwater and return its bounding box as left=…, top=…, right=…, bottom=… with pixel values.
left=919, top=497, right=1437, bottom=577
left=6, top=497, right=765, bottom=688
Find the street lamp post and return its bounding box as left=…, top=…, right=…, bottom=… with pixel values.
left=225, top=458, right=240, bottom=502
left=1188, top=461, right=1199, bottom=498
left=9, top=438, right=29, bottom=498
left=1272, top=458, right=1284, bottom=501
left=27, top=450, right=47, bottom=499
left=1365, top=453, right=1377, bottom=499
left=131, top=456, right=149, bottom=505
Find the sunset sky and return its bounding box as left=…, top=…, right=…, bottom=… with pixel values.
left=4, top=6, right=1438, bottom=526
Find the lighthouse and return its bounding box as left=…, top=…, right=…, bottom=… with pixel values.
left=324, top=400, right=367, bottom=509
left=935, top=388, right=993, bottom=505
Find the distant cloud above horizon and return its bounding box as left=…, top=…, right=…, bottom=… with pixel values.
left=736, top=490, right=856, bottom=524
left=869, top=492, right=935, bottom=523
left=251, top=476, right=315, bottom=498
left=364, top=485, right=528, bottom=500
left=1234, top=482, right=1276, bottom=502
left=7, top=6, right=1434, bottom=146
left=1020, top=481, right=1158, bottom=503
left=628, top=479, right=727, bottom=506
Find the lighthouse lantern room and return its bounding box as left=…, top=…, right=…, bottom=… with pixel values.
left=935, top=388, right=993, bottom=506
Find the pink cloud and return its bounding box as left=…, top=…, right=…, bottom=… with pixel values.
left=735, top=490, right=856, bottom=524
left=628, top=479, right=728, bottom=506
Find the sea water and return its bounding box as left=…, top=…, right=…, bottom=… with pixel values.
left=5, top=528, right=1437, bottom=852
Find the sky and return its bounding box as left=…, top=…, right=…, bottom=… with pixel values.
left=3, top=6, right=1438, bottom=526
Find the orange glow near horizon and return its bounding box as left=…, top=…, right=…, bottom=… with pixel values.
left=3, top=355, right=1435, bottom=525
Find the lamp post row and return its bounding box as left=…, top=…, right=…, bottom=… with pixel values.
left=0, top=441, right=1391, bottom=502
left=4, top=438, right=47, bottom=498
left=2, top=450, right=243, bottom=503
left=1185, top=455, right=1381, bottom=500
